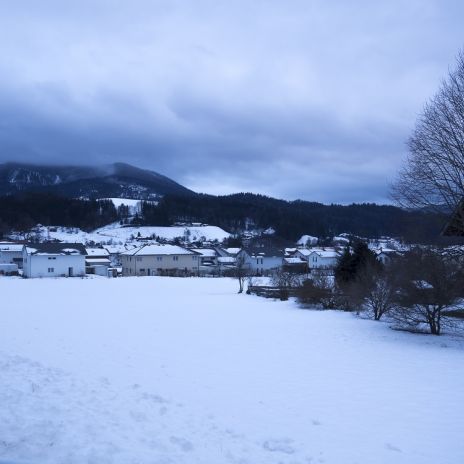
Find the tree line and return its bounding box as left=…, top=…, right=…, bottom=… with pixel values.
left=141, top=193, right=450, bottom=243
left=0, top=193, right=119, bottom=235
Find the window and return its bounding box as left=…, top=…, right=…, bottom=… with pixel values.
left=173, top=256, right=179, bottom=261
left=48, top=267, right=54, bottom=273
left=140, top=268, right=145, bottom=272
left=157, top=256, right=163, bottom=261
left=192, top=256, right=197, bottom=260
left=48, top=257, right=56, bottom=260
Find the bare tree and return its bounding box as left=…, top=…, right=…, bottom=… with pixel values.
left=297, top=274, right=336, bottom=309
left=271, top=269, right=303, bottom=300
left=234, top=254, right=249, bottom=294
left=391, top=249, right=462, bottom=335
left=392, top=50, right=464, bottom=232
left=360, top=270, right=397, bottom=320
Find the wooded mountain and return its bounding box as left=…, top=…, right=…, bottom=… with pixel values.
left=0, top=162, right=194, bottom=198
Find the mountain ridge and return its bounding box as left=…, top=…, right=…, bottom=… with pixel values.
left=0, top=162, right=194, bottom=199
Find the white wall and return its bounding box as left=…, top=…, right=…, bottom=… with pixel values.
left=241, top=252, right=283, bottom=274
left=307, top=252, right=339, bottom=270
left=122, top=254, right=200, bottom=276
left=23, top=251, right=86, bottom=278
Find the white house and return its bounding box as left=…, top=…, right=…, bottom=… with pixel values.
left=23, top=243, right=87, bottom=278
left=307, top=249, right=341, bottom=273
left=121, top=244, right=201, bottom=276
left=0, top=242, right=24, bottom=269
left=85, top=247, right=112, bottom=276
left=295, top=247, right=341, bottom=273
left=239, top=245, right=284, bottom=275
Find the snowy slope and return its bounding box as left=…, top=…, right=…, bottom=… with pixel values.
left=1, top=277, right=463, bottom=463
left=94, top=223, right=230, bottom=242
left=10, top=224, right=230, bottom=244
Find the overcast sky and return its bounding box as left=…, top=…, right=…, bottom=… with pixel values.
left=0, top=0, right=462, bottom=203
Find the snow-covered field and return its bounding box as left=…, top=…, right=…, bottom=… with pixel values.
left=1, top=277, right=463, bottom=464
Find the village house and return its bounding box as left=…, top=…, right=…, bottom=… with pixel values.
left=85, top=247, right=112, bottom=276
left=294, top=247, right=341, bottom=274
left=282, top=256, right=308, bottom=273
left=22, top=243, right=87, bottom=278
left=121, top=244, right=201, bottom=277
left=0, top=242, right=24, bottom=270
left=194, top=248, right=219, bottom=275
left=307, top=249, right=341, bottom=273
left=239, top=245, right=285, bottom=275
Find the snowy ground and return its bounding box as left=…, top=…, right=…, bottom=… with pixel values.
left=1, top=277, right=463, bottom=464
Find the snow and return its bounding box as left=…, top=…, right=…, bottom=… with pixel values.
left=85, top=248, right=110, bottom=257
left=297, top=235, right=318, bottom=246
left=94, top=224, right=230, bottom=243
left=1, top=277, right=464, bottom=464
left=10, top=224, right=231, bottom=245
left=194, top=248, right=217, bottom=257
left=224, top=247, right=241, bottom=255
left=121, top=244, right=198, bottom=256
left=0, top=242, right=23, bottom=252
left=104, top=198, right=142, bottom=208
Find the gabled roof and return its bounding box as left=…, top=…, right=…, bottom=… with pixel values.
left=296, top=247, right=340, bottom=258
left=243, top=244, right=285, bottom=258
left=193, top=248, right=218, bottom=257
left=85, top=248, right=110, bottom=257
left=0, top=242, right=23, bottom=252
left=25, top=243, right=87, bottom=256
left=224, top=247, right=241, bottom=256
left=121, top=244, right=200, bottom=256
left=309, top=250, right=341, bottom=259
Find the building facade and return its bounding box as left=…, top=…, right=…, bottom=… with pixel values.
left=23, top=243, right=87, bottom=278
left=121, top=244, right=201, bottom=276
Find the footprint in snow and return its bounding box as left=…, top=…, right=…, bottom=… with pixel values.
left=385, top=442, right=402, bottom=453
left=169, top=436, right=194, bottom=452
left=262, top=438, right=295, bottom=454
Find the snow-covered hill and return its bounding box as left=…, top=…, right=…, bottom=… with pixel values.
left=11, top=223, right=231, bottom=245
left=1, top=277, right=463, bottom=463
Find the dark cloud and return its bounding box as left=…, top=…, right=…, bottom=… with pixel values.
left=0, top=0, right=463, bottom=203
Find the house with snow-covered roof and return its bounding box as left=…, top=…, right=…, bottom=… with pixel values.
left=0, top=242, right=24, bottom=269
left=307, top=249, right=341, bottom=273
left=239, top=244, right=285, bottom=275
left=294, top=247, right=341, bottom=274
left=121, top=244, right=201, bottom=277
left=85, top=247, right=112, bottom=275
left=22, top=243, right=87, bottom=278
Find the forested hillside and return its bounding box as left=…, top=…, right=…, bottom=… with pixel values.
left=0, top=191, right=451, bottom=243
left=142, top=193, right=447, bottom=243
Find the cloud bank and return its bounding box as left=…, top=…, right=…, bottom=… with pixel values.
left=0, top=0, right=463, bottom=202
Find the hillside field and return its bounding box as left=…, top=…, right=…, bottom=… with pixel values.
left=1, top=277, right=463, bottom=463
